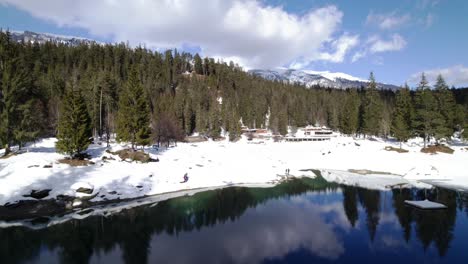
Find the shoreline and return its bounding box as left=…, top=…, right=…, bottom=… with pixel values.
left=0, top=168, right=464, bottom=228
left=1, top=136, right=467, bottom=222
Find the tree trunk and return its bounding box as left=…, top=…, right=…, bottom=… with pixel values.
left=105, top=102, right=111, bottom=148
left=4, top=144, right=11, bottom=156
left=99, top=87, right=103, bottom=138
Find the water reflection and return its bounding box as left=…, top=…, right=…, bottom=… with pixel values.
left=0, top=176, right=467, bottom=264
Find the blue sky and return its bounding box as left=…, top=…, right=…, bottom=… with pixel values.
left=1, top=0, right=467, bottom=87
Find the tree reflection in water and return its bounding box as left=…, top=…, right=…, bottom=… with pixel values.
left=0, top=174, right=467, bottom=264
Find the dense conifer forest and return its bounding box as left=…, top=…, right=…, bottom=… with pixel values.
left=0, top=31, right=467, bottom=156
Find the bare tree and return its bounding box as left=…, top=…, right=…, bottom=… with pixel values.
left=152, top=112, right=184, bottom=147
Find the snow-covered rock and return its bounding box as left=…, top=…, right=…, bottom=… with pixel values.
left=71, top=182, right=94, bottom=197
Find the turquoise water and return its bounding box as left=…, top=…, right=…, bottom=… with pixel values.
left=1, top=176, right=467, bottom=264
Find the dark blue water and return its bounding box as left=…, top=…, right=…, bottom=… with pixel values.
left=1, top=176, right=468, bottom=264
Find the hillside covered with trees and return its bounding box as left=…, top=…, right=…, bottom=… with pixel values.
left=0, top=31, right=467, bottom=157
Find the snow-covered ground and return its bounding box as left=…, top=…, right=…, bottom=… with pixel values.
left=1, top=135, right=467, bottom=206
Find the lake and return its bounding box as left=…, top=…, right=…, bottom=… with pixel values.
left=1, top=175, right=468, bottom=264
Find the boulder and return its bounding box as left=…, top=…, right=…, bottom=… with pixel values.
left=76, top=187, right=93, bottom=194
left=22, top=189, right=51, bottom=199
left=71, top=182, right=94, bottom=196
left=30, top=189, right=51, bottom=199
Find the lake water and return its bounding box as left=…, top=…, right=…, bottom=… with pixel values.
left=1, top=176, right=468, bottom=264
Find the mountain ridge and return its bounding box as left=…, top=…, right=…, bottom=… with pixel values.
left=249, top=68, right=400, bottom=90
left=8, top=30, right=101, bottom=46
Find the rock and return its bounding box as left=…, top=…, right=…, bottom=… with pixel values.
left=30, top=189, right=52, bottom=199
left=76, top=187, right=93, bottom=194
left=43, top=164, right=53, bottom=168
left=136, top=185, right=143, bottom=188
left=27, top=165, right=39, bottom=168
left=56, top=194, right=74, bottom=202
left=0, top=200, right=66, bottom=221
left=108, top=191, right=117, bottom=195
left=71, top=182, right=94, bottom=195
left=354, top=142, right=360, bottom=147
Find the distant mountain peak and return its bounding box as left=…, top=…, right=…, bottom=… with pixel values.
left=6, top=30, right=102, bottom=46
left=249, top=68, right=399, bottom=90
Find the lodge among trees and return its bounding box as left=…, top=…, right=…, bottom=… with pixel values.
left=0, top=30, right=467, bottom=156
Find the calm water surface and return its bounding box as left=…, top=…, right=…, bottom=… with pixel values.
left=1, top=176, right=468, bottom=264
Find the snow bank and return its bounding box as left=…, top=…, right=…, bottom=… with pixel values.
left=0, top=136, right=467, bottom=206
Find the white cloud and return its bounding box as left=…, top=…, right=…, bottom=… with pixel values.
left=0, top=0, right=353, bottom=69
left=147, top=198, right=346, bottom=264
left=409, top=65, right=468, bottom=87
left=351, top=51, right=365, bottom=63
left=318, top=33, right=360, bottom=63
left=368, top=34, right=407, bottom=53
left=366, top=11, right=410, bottom=30
left=351, top=34, right=407, bottom=63
left=417, top=0, right=441, bottom=9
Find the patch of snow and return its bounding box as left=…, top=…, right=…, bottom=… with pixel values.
left=302, top=70, right=367, bottom=82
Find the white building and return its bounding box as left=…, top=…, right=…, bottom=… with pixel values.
left=284, top=125, right=336, bottom=142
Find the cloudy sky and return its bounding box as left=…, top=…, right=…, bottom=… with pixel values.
left=0, top=0, right=467, bottom=87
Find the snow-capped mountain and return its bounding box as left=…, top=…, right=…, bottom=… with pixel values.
left=8, top=30, right=100, bottom=46
left=249, top=69, right=399, bottom=90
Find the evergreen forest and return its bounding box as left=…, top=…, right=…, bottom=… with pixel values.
left=1, top=31, right=467, bottom=156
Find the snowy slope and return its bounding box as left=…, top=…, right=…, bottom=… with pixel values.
left=1, top=136, right=467, bottom=209
left=249, top=68, right=400, bottom=90
left=8, top=30, right=101, bottom=46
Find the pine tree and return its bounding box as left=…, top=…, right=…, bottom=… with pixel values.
left=434, top=74, right=456, bottom=139
left=194, top=54, right=203, bottom=75
left=99, top=72, right=118, bottom=146
left=361, top=72, right=383, bottom=136
left=0, top=55, right=36, bottom=155
left=392, top=84, right=412, bottom=148
left=413, top=73, right=438, bottom=147
left=55, top=88, right=92, bottom=158
left=14, top=99, right=44, bottom=149
left=208, top=97, right=222, bottom=139
left=228, top=109, right=241, bottom=141
left=116, top=68, right=151, bottom=150
left=341, top=89, right=360, bottom=135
